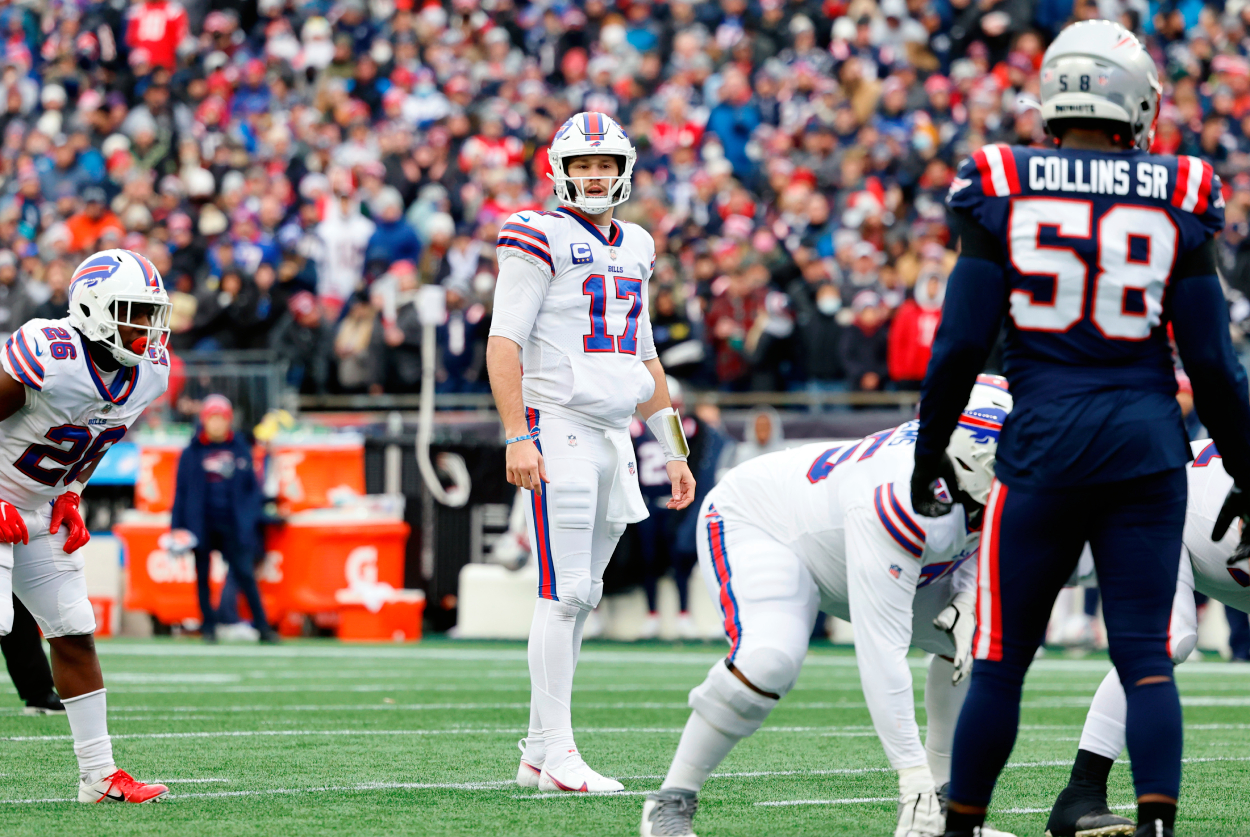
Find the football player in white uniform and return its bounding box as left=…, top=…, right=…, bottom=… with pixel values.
left=1045, top=439, right=1250, bottom=837
left=0, top=249, right=171, bottom=803
left=642, top=376, right=1017, bottom=837
left=486, top=112, right=696, bottom=793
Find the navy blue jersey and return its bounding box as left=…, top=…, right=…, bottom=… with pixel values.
left=919, top=143, right=1250, bottom=489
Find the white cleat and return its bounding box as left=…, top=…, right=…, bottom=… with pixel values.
left=637, top=614, right=661, bottom=641
left=641, top=789, right=698, bottom=836
left=537, top=753, right=624, bottom=793
left=516, top=739, right=543, bottom=788
left=675, top=613, right=701, bottom=641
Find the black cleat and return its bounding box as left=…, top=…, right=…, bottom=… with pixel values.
left=937, top=781, right=950, bottom=815
left=1046, top=783, right=1134, bottom=837
left=1133, top=822, right=1173, bottom=837
left=23, top=691, right=65, bottom=715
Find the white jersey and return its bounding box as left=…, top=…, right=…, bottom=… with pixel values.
left=1181, top=439, right=1250, bottom=611
left=490, top=207, right=658, bottom=431
left=710, top=421, right=979, bottom=617
left=0, top=318, right=170, bottom=511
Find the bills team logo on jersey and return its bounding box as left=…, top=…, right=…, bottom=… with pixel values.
left=957, top=407, right=1007, bottom=444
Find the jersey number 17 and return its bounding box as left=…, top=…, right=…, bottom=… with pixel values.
left=583, top=275, right=643, bottom=354
left=1008, top=198, right=1176, bottom=340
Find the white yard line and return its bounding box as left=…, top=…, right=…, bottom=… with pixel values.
left=513, top=790, right=654, bottom=800
left=756, top=796, right=895, bottom=807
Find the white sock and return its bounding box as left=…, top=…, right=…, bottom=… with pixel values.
left=924, top=655, right=969, bottom=787
left=527, top=598, right=584, bottom=770
left=1077, top=668, right=1127, bottom=760
left=63, top=688, right=114, bottom=781
left=661, top=712, right=743, bottom=792
left=523, top=698, right=545, bottom=765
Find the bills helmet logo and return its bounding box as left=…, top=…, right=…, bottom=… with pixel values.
left=957, top=407, right=1007, bottom=444
left=70, top=253, right=122, bottom=295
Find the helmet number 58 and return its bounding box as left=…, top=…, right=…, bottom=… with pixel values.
left=1007, top=198, right=1177, bottom=341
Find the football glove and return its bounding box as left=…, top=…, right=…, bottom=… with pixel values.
left=1212, top=484, right=1250, bottom=567
left=911, top=454, right=958, bottom=518
left=896, top=766, right=944, bottom=837
left=0, top=498, right=27, bottom=545
left=49, top=491, right=89, bottom=554
left=934, top=592, right=976, bottom=685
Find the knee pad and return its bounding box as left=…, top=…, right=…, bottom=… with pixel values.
left=607, top=522, right=627, bottom=541
left=1169, top=629, right=1197, bottom=666
left=561, top=575, right=602, bottom=611
left=550, top=482, right=594, bottom=530
left=732, top=645, right=803, bottom=697
left=689, top=659, right=780, bottom=737
left=37, top=575, right=96, bottom=638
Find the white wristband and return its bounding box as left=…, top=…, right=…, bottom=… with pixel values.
left=645, top=407, right=690, bottom=462
left=66, top=481, right=86, bottom=496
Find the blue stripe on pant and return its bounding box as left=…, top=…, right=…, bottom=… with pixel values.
left=949, top=468, right=1186, bottom=807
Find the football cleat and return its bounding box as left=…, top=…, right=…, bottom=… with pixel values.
left=537, top=753, right=624, bottom=793
left=675, top=613, right=701, bottom=641
left=516, top=739, right=543, bottom=788
left=78, top=769, right=169, bottom=804
left=637, top=614, right=661, bottom=641
left=641, top=788, right=698, bottom=836
left=1046, top=782, right=1134, bottom=836
left=24, top=691, right=65, bottom=715
left=1133, top=823, right=1172, bottom=837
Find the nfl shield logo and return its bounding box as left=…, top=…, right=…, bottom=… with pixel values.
left=931, top=478, right=952, bottom=504
left=628, top=461, right=635, bottom=475
left=889, top=564, right=902, bottom=579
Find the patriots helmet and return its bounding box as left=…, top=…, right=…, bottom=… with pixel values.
left=946, top=374, right=1013, bottom=505
left=69, top=249, right=171, bottom=367
left=1039, top=20, right=1161, bottom=150
left=547, top=111, right=637, bottom=212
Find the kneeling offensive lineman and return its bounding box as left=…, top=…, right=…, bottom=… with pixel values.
left=642, top=377, right=1015, bottom=837
left=487, top=112, right=695, bottom=793
left=0, top=249, right=171, bottom=802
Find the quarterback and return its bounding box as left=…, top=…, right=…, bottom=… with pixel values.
left=0, top=249, right=171, bottom=802
left=641, top=376, right=1014, bottom=837
left=486, top=112, right=696, bottom=793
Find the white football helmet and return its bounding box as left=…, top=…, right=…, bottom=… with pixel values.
left=1039, top=20, right=1161, bottom=149
left=946, top=374, right=1013, bottom=505
left=68, top=249, right=171, bottom=367
left=548, top=111, right=637, bottom=212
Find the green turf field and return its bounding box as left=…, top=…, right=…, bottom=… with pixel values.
left=0, top=639, right=1245, bottom=836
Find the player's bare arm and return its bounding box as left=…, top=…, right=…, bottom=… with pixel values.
left=638, top=358, right=695, bottom=510
left=486, top=335, right=547, bottom=494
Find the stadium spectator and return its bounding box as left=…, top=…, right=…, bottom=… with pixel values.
left=888, top=270, right=946, bottom=389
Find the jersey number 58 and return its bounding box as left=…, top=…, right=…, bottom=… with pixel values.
left=1008, top=198, right=1176, bottom=340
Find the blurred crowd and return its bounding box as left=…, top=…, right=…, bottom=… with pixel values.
left=2, top=0, right=1250, bottom=395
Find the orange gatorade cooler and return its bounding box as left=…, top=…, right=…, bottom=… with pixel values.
left=270, top=442, right=365, bottom=513
left=133, top=445, right=182, bottom=513
left=269, top=514, right=410, bottom=613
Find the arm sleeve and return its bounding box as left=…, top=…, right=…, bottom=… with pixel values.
left=915, top=229, right=1008, bottom=464
left=638, top=297, right=658, bottom=361
left=488, top=254, right=552, bottom=347
left=1170, top=271, right=1250, bottom=487
left=845, top=507, right=929, bottom=771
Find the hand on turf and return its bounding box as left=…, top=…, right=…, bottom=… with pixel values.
left=894, top=790, right=945, bottom=837
left=666, top=460, right=696, bottom=510
left=0, top=498, right=27, bottom=545
left=505, top=439, right=547, bottom=495
left=934, top=592, right=976, bottom=685
left=911, top=454, right=957, bottom=518
left=49, top=491, right=89, bottom=553
left=1212, top=484, right=1250, bottom=566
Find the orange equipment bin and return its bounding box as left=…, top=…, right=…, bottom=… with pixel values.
left=117, top=514, right=410, bottom=630
left=337, top=595, right=425, bottom=642
left=270, top=444, right=365, bottom=513
left=134, top=445, right=182, bottom=513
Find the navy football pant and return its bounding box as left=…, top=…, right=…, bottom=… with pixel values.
left=950, top=468, right=1186, bottom=807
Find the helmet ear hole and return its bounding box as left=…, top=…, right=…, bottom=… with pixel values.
left=79, top=303, right=91, bottom=319
left=955, top=457, right=974, bottom=472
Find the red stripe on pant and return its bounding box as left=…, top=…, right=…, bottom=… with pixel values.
left=526, top=408, right=557, bottom=601
left=706, top=511, right=741, bottom=659
left=982, top=482, right=1008, bottom=661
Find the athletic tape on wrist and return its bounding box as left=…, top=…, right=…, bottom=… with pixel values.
left=646, top=407, right=689, bottom=462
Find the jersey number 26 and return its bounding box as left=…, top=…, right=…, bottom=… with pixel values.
left=1008, top=198, right=1176, bottom=340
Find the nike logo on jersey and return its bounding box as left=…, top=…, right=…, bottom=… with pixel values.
left=33, top=342, right=42, bottom=356
left=517, top=214, right=531, bottom=222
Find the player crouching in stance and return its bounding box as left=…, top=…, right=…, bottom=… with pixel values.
left=487, top=112, right=696, bottom=793
left=1045, top=440, right=1250, bottom=837
left=0, top=249, right=171, bottom=802
left=642, top=377, right=1016, bottom=837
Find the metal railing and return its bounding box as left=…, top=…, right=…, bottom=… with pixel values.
left=172, top=350, right=290, bottom=428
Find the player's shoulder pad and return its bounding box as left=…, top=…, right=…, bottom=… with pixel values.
left=496, top=211, right=555, bottom=274
left=947, top=143, right=1023, bottom=211
left=1168, top=154, right=1224, bottom=235
left=872, top=480, right=926, bottom=558
left=618, top=219, right=657, bottom=272
left=1, top=319, right=72, bottom=393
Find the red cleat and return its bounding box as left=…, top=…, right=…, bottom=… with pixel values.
left=78, top=769, right=169, bottom=804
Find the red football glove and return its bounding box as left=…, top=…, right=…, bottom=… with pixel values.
left=49, top=492, right=88, bottom=553
left=0, top=499, right=27, bottom=545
